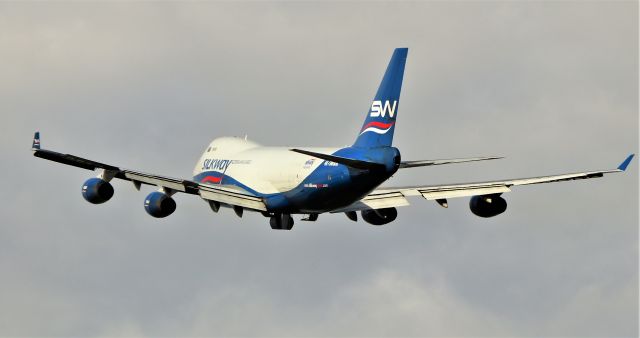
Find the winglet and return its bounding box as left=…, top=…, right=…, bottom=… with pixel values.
left=617, top=154, right=634, bottom=171
left=32, top=131, right=41, bottom=150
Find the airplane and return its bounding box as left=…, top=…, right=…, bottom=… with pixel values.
left=32, top=47, right=634, bottom=230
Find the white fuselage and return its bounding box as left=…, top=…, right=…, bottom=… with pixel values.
left=193, top=137, right=338, bottom=195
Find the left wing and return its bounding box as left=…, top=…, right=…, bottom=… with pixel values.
left=333, top=154, right=634, bottom=212
left=31, top=132, right=266, bottom=211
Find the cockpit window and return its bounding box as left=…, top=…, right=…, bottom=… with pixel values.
left=207, top=147, right=212, bottom=152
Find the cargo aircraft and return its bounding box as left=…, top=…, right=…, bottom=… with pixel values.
left=32, top=48, right=634, bottom=230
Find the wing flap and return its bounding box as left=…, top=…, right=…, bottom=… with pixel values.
left=332, top=191, right=409, bottom=213
left=420, top=185, right=511, bottom=200
left=121, top=170, right=198, bottom=193
left=198, top=185, right=266, bottom=211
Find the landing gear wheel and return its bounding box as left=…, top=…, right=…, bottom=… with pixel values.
left=269, top=216, right=280, bottom=230
left=281, top=214, right=294, bottom=230
left=269, top=213, right=294, bottom=230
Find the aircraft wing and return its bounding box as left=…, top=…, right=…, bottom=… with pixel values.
left=31, top=132, right=267, bottom=211
left=333, top=154, right=634, bottom=212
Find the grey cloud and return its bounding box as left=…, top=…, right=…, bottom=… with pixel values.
left=0, top=1, right=637, bottom=337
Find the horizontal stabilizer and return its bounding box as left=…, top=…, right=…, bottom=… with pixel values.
left=290, top=149, right=385, bottom=170
left=399, top=156, right=503, bottom=169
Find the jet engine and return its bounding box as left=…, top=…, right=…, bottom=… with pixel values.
left=81, top=178, right=114, bottom=204
left=361, top=207, right=398, bottom=225
left=144, top=191, right=176, bottom=218
left=469, top=194, right=507, bottom=218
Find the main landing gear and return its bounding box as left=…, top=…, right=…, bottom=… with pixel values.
left=270, top=213, right=294, bottom=230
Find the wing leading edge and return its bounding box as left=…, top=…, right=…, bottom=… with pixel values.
left=31, top=132, right=266, bottom=211
left=333, top=154, right=635, bottom=212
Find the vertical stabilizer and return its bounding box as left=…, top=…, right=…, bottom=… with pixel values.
left=353, top=48, right=408, bottom=148
left=32, top=131, right=41, bottom=150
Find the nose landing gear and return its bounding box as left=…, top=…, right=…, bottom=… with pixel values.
left=270, top=213, right=294, bottom=230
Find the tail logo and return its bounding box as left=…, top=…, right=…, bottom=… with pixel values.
left=370, top=100, right=397, bottom=118
left=360, top=121, right=395, bottom=135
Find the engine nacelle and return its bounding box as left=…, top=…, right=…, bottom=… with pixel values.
left=81, top=178, right=114, bottom=204
left=144, top=191, right=176, bottom=218
left=469, top=194, right=507, bottom=218
left=361, top=207, right=398, bottom=225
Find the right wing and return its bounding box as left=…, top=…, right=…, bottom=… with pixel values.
left=333, top=154, right=635, bottom=212
left=31, top=132, right=266, bottom=211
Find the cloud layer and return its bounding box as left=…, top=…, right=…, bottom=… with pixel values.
left=0, top=2, right=637, bottom=337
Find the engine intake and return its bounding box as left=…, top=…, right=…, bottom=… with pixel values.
left=144, top=191, right=176, bottom=218
left=81, top=178, right=114, bottom=204
left=469, top=194, right=507, bottom=218
left=361, top=207, right=398, bottom=225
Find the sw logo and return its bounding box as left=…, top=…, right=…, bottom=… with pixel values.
left=369, top=100, right=398, bottom=118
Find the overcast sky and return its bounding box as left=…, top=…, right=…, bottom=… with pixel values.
left=0, top=2, right=638, bottom=337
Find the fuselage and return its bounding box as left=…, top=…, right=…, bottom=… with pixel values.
left=192, top=137, right=400, bottom=213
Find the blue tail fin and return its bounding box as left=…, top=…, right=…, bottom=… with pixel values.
left=32, top=131, right=41, bottom=150
left=353, top=48, right=408, bottom=148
